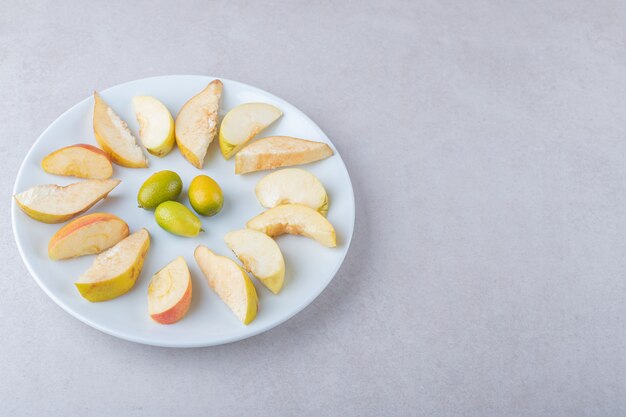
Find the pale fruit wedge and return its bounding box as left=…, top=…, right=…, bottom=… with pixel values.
left=148, top=256, right=192, bottom=324
left=42, top=144, right=113, bottom=179
left=194, top=246, right=258, bottom=324
left=133, top=96, right=175, bottom=157
left=93, top=92, right=148, bottom=168
left=247, top=204, right=337, bottom=247
left=14, top=179, right=121, bottom=224
left=175, top=80, right=223, bottom=168
left=75, top=229, right=150, bottom=302
left=219, top=103, right=282, bottom=159
left=255, top=168, right=329, bottom=215
left=48, top=213, right=129, bottom=260
left=225, top=229, right=285, bottom=294
left=235, top=136, right=333, bottom=174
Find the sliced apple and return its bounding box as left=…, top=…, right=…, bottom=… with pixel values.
left=75, top=229, right=150, bottom=302
left=148, top=256, right=192, bottom=324
left=93, top=92, right=148, bottom=168
left=42, top=144, right=113, bottom=179
left=48, top=213, right=129, bottom=260
left=175, top=80, right=223, bottom=168
left=219, top=103, right=282, bottom=159
left=224, top=229, right=285, bottom=294
left=255, top=168, right=329, bottom=215
left=194, top=246, right=258, bottom=324
left=14, top=179, right=121, bottom=224
left=235, top=136, right=333, bottom=174
left=133, top=96, right=175, bottom=157
left=247, top=204, right=336, bottom=247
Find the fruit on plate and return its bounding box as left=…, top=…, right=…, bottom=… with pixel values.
left=247, top=203, right=337, bottom=247
left=219, top=103, right=282, bottom=159
left=75, top=228, right=150, bottom=302
left=137, top=170, right=183, bottom=209
left=235, top=136, right=333, bottom=174
left=155, top=201, right=203, bottom=237
left=224, top=229, right=285, bottom=294
left=255, top=168, right=328, bottom=215
left=14, top=179, right=121, bottom=224
left=194, top=246, right=258, bottom=324
left=148, top=256, right=192, bottom=324
left=133, top=96, right=175, bottom=157
left=175, top=79, right=223, bottom=168
left=41, top=144, right=113, bottom=179
left=188, top=175, right=223, bottom=216
left=93, top=92, right=148, bottom=168
left=48, top=213, right=129, bottom=260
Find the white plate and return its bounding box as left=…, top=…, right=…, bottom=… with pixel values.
left=12, top=75, right=355, bottom=348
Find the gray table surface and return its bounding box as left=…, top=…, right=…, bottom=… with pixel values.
left=2, top=1, right=626, bottom=416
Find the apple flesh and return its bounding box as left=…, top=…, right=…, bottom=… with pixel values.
left=42, top=144, right=113, bottom=179
left=235, top=136, right=333, bottom=174
left=148, top=256, right=192, bottom=324
left=93, top=92, right=148, bottom=168
left=48, top=213, right=129, bottom=260
left=175, top=80, right=223, bottom=168
left=194, top=246, right=258, bottom=324
left=75, top=229, right=150, bottom=302
left=133, top=96, right=175, bottom=157
left=255, top=168, right=329, bottom=215
left=14, top=179, right=121, bottom=223
left=247, top=203, right=337, bottom=247
left=219, top=103, right=282, bottom=159
left=224, top=229, right=285, bottom=294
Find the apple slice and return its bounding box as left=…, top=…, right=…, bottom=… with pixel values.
left=148, top=256, right=192, bottom=324
left=255, top=168, right=329, bottom=215
left=224, top=229, right=285, bottom=294
left=93, top=92, right=148, bottom=168
left=133, top=96, right=175, bottom=157
left=235, top=136, right=333, bottom=174
left=48, top=213, right=129, bottom=260
left=219, top=103, right=282, bottom=159
left=175, top=80, right=223, bottom=168
left=75, top=229, right=150, bottom=302
left=194, top=246, right=258, bottom=324
left=42, top=144, right=113, bottom=179
left=14, top=179, right=121, bottom=223
left=247, top=204, right=337, bottom=247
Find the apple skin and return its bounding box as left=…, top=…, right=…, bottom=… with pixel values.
left=150, top=280, right=192, bottom=324
left=42, top=144, right=113, bottom=179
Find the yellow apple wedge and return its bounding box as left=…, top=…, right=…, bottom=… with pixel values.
left=148, top=256, right=192, bottom=324
left=255, top=168, right=329, bottom=215
left=48, top=213, right=129, bottom=260
left=247, top=204, right=337, bottom=247
left=219, top=103, right=282, bottom=159
left=194, top=246, right=258, bottom=325
left=235, top=136, right=333, bottom=174
left=42, top=144, right=113, bottom=179
left=175, top=80, right=222, bottom=168
left=224, top=229, right=285, bottom=294
left=93, top=92, right=148, bottom=168
left=75, top=229, right=150, bottom=302
left=14, top=179, right=121, bottom=224
left=133, top=96, right=175, bottom=157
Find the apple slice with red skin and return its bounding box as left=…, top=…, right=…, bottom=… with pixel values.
left=42, top=144, right=113, bottom=179
left=148, top=256, right=192, bottom=324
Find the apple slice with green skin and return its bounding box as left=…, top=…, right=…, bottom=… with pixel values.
left=224, top=229, right=285, bottom=294
left=219, top=103, right=282, bottom=159
left=194, top=246, right=258, bottom=325
left=14, top=179, right=121, bottom=224
left=93, top=92, right=148, bottom=168
left=175, top=80, right=222, bottom=168
left=235, top=136, right=333, bottom=174
left=133, top=96, right=175, bottom=157
left=75, top=229, right=150, bottom=302
left=48, top=213, right=129, bottom=260
left=148, top=256, right=192, bottom=324
left=247, top=203, right=337, bottom=247
left=42, top=144, right=113, bottom=179
left=255, top=168, right=329, bottom=216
